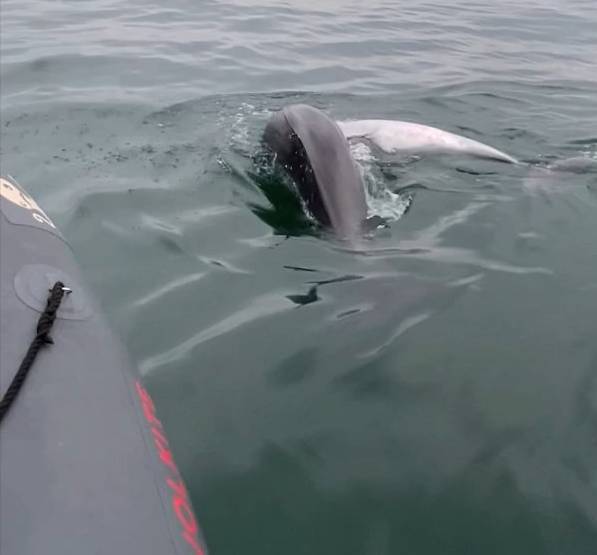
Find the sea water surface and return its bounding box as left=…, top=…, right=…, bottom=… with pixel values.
left=2, top=1, right=597, bottom=553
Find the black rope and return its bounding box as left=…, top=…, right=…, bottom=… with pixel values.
left=0, top=281, right=68, bottom=424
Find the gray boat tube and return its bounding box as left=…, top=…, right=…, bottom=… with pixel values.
left=0, top=175, right=208, bottom=555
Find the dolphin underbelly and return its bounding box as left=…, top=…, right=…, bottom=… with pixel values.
left=338, top=120, right=518, bottom=164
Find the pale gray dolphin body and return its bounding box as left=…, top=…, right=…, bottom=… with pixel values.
left=338, top=119, right=518, bottom=163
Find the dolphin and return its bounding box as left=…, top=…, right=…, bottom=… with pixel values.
left=262, top=104, right=518, bottom=237
left=263, top=104, right=368, bottom=240
left=338, top=119, right=518, bottom=164
left=522, top=156, right=597, bottom=195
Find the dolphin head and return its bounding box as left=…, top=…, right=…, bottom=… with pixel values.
left=263, top=104, right=368, bottom=240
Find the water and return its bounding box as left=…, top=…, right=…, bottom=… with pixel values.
left=2, top=1, right=597, bottom=553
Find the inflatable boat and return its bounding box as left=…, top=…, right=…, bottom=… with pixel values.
left=0, top=175, right=208, bottom=555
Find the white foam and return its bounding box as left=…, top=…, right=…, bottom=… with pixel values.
left=349, top=141, right=412, bottom=224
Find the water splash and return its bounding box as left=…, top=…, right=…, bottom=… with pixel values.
left=349, top=141, right=413, bottom=223
left=228, top=102, right=273, bottom=155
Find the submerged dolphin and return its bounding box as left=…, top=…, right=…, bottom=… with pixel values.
left=263, top=104, right=517, bottom=237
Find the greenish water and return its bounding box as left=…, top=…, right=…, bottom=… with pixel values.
left=2, top=1, right=597, bottom=553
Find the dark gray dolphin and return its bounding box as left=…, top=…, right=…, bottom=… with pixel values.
left=263, top=104, right=368, bottom=239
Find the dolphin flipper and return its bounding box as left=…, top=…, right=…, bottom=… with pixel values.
left=338, top=120, right=518, bottom=164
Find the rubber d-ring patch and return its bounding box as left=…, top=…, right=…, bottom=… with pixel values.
left=14, top=264, right=93, bottom=320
